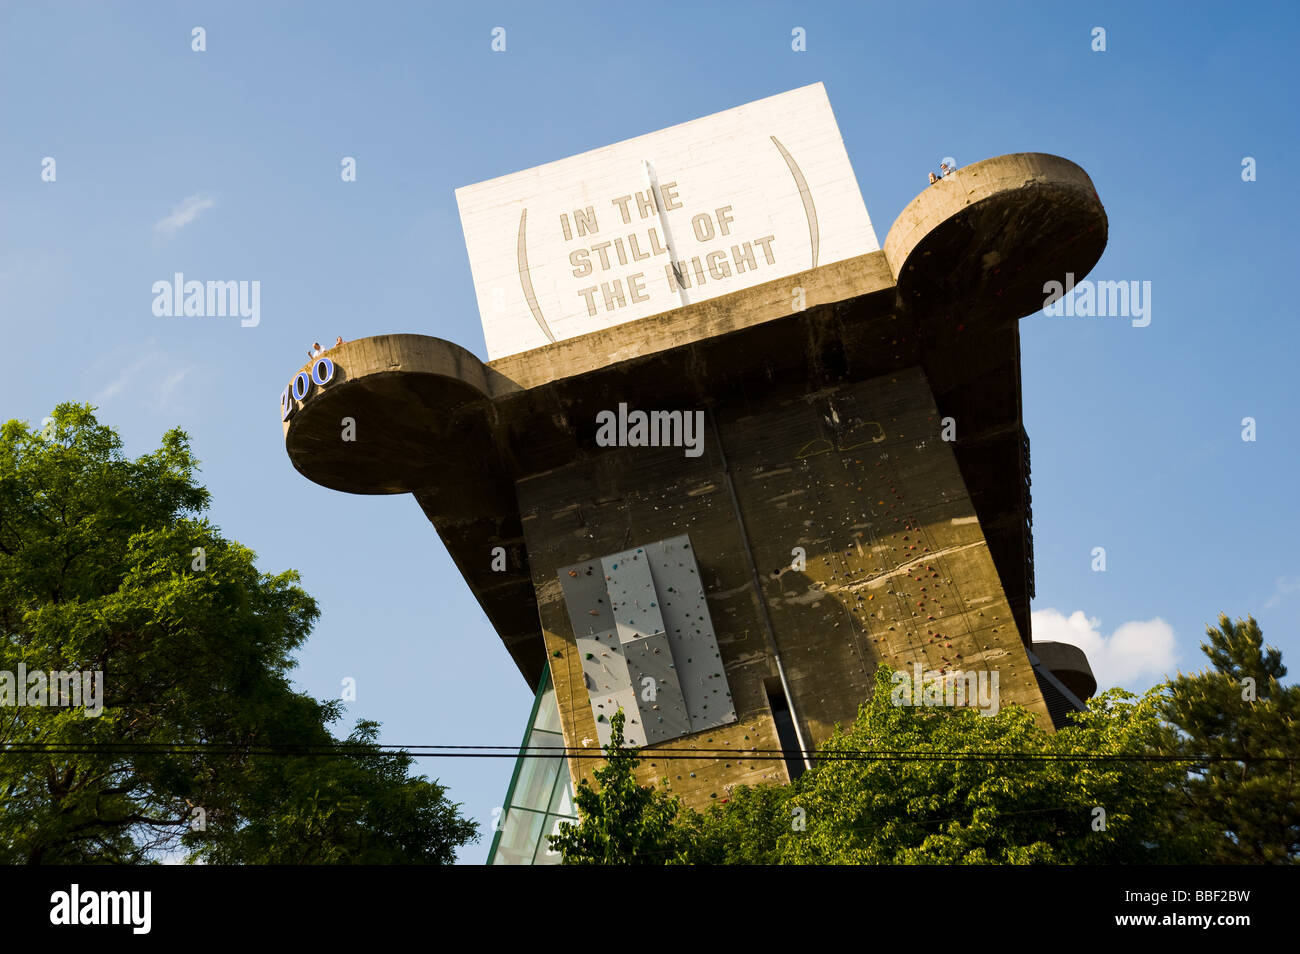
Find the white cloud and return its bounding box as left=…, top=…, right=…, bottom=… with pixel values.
left=90, top=341, right=193, bottom=412
left=95, top=353, right=155, bottom=402
left=1264, top=576, right=1300, bottom=609
left=153, top=193, right=215, bottom=237
left=1031, top=608, right=1177, bottom=690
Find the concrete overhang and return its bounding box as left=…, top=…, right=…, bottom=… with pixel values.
left=1031, top=639, right=1099, bottom=701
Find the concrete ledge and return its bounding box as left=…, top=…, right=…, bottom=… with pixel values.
left=282, top=335, right=506, bottom=496
left=1031, top=639, right=1098, bottom=701
left=487, top=251, right=895, bottom=391
left=885, top=153, right=1108, bottom=332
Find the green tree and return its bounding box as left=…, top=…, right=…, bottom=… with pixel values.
left=674, top=782, right=790, bottom=865
left=681, top=667, right=1204, bottom=864
left=0, top=404, right=478, bottom=864
left=1164, top=614, right=1299, bottom=863
left=548, top=708, right=683, bottom=864
left=196, top=721, right=479, bottom=865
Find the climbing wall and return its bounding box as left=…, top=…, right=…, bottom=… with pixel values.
left=645, top=537, right=736, bottom=730
left=519, top=440, right=789, bottom=810
left=717, top=365, right=1051, bottom=738
left=557, top=535, right=736, bottom=747
left=556, top=558, right=644, bottom=745
left=518, top=364, right=1050, bottom=813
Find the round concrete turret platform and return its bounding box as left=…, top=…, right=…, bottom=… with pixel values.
left=1031, top=640, right=1098, bottom=701
left=282, top=334, right=502, bottom=496
left=884, top=153, right=1107, bottom=334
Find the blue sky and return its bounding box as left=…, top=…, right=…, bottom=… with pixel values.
left=2, top=1, right=1297, bottom=864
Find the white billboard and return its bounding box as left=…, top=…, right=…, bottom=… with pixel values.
left=456, top=83, right=878, bottom=361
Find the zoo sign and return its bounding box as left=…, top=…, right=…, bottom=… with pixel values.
left=281, top=357, right=335, bottom=421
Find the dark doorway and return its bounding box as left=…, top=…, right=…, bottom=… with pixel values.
left=764, top=676, right=806, bottom=782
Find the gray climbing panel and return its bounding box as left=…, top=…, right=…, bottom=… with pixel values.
left=647, top=536, right=736, bottom=729
left=557, top=534, right=735, bottom=749
left=622, top=631, right=693, bottom=743
left=557, top=558, right=642, bottom=746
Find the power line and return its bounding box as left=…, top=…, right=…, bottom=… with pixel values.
left=1, top=742, right=1295, bottom=763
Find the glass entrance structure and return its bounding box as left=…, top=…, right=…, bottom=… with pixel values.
left=486, top=670, right=577, bottom=865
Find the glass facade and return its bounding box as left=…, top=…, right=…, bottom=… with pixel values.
left=486, top=669, right=577, bottom=865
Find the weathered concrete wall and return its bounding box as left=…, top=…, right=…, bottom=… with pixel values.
left=488, top=252, right=894, bottom=391
left=517, top=364, right=1048, bottom=811
left=518, top=425, right=789, bottom=806
left=719, top=367, right=1048, bottom=747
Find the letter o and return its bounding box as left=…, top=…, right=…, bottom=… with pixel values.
left=292, top=371, right=311, bottom=401
left=691, top=213, right=715, bottom=242
left=311, top=357, right=335, bottom=385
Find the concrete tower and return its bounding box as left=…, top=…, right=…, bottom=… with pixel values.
left=281, top=85, right=1101, bottom=857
